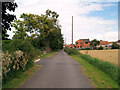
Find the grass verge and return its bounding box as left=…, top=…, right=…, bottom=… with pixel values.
left=34, top=51, right=58, bottom=61
left=40, top=52, right=57, bottom=59
left=71, top=55, right=118, bottom=88
left=3, top=51, right=58, bottom=88
left=2, top=64, right=42, bottom=88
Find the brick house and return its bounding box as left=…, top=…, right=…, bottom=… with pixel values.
left=75, top=39, right=90, bottom=49
left=97, top=40, right=113, bottom=49
left=68, top=44, right=75, bottom=48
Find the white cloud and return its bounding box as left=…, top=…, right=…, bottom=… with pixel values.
left=7, top=0, right=118, bottom=44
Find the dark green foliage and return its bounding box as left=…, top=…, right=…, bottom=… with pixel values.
left=2, top=39, right=42, bottom=61
left=98, top=46, right=103, bottom=50
left=90, top=39, right=100, bottom=49
left=2, top=51, right=28, bottom=84
left=2, top=40, right=42, bottom=84
left=64, top=47, right=80, bottom=55
left=80, top=48, right=91, bottom=50
left=2, top=40, right=12, bottom=51
left=8, top=39, right=23, bottom=52
left=31, top=36, right=46, bottom=50
left=2, top=9, right=63, bottom=85
left=2, top=2, right=18, bottom=40
left=64, top=47, right=119, bottom=84
left=112, top=42, right=119, bottom=49
left=119, top=67, right=120, bottom=85
left=81, top=54, right=118, bottom=83
left=49, top=31, right=64, bottom=51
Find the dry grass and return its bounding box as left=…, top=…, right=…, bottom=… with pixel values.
left=80, top=49, right=119, bottom=65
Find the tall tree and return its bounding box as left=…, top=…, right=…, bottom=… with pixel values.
left=2, top=2, right=18, bottom=40
left=12, top=20, right=28, bottom=40
left=90, top=39, right=100, bottom=49
left=112, top=42, right=119, bottom=49
left=18, top=10, right=60, bottom=53
left=12, top=9, right=63, bottom=53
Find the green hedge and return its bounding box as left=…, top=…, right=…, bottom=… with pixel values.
left=81, top=54, right=118, bottom=82
left=64, top=47, right=119, bottom=84
left=64, top=47, right=80, bottom=55
left=2, top=40, right=12, bottom=51
left=2, top=39, right=42, bottom=84
left=2, top=39, right=42, bottom=60
left=2, top=51, right=29, bottom=84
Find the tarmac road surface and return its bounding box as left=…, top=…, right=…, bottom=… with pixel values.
left=20, top=50, right=94, bottom=88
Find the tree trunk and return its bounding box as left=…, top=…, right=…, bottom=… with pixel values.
left=45, top=39, right=50, bottom=54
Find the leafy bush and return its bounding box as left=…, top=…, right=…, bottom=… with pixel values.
left=2, top=51, right=29, bottom=83
left=98, top=46, right=103, bottom=50
left=2, top=39, right=42, bottom=84
left=64, top=47, right=80, bottom=55
left=81, top=54, right=118, bottom=83
left=3, top=39, right=42, bottom=60
left=2, top=40, right=12, bottom=51
left=3, top=39, right=23, bottom=53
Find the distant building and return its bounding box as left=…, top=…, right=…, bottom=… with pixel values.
left=97, top=40, right=113, bottom=49
left=68, top=44, right=75, bottom=48
left=75, top=39, right=90, bottom=49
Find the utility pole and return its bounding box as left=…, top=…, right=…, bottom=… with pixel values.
left=72, top=16, right=73, bottom=46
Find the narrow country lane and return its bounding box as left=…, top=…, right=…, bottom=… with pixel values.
left=20, top=50, right=94, bottom=88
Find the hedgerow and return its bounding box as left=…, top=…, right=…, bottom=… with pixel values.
left=81, top=54, right=118, bottom=82
left=64, top=47, right=119, bottom=84
left=2, top=39, right=42, bottom=84
left=64, top=47, right=81, bottom=55
left=2, top=51, right=29, bottom=84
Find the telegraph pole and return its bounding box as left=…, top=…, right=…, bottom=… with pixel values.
left=72, top=16, right=73, bottom=46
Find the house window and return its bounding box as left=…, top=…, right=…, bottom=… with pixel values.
left=76, top=42, right=78, bottom=44
left=70, top=47, right=72, bottom=48
left=86, top=42, right=88, bottom=44
left=81, top=42, right=83, bottom=44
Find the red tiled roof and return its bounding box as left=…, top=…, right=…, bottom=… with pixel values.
left=100, top=41, right=108, bottom=45
left=108, top=42, right=113, bottom=44
left=76, top=39, right=89, bottom=43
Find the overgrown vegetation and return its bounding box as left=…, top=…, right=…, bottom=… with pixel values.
left=2, top=9, right=63, bottom=85
left=64, top=47, right=119, bottom=86
left=72, top=55, right=118, bottom=88
left=2, top=65, right=42, bottom=88
left=81, top=54, right=119, bottom=82
left=64, top=47, right=80, bottom=55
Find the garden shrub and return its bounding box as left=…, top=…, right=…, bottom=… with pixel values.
left=2, top=39, right=42, bottom=84
left=7, top=39, right=23, bottom=53
left=98, top=46, right=103, bottom=50
left=2, top=51, right=29, bottom=83
left=2, top=40, right=12, bottom=51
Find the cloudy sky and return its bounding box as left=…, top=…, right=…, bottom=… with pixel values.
left=7, top=0, right=119, bottom=44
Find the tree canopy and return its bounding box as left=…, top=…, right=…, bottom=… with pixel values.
left=12, top=9, right=64, bottom=53
left=2, top=2, right=18, bottom=40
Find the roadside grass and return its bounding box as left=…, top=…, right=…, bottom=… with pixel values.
left=40, top=52, right=57, bottom=59
left=34, top=51, right=58, bottom=61
left=2, top=64, right=42, bottom=88
left=71, top=55, right=118, bottom=88
left=3, top=51, right=58, bottom=88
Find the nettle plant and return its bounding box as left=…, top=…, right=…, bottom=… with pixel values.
left=2, top=50, right=29, bottom=77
